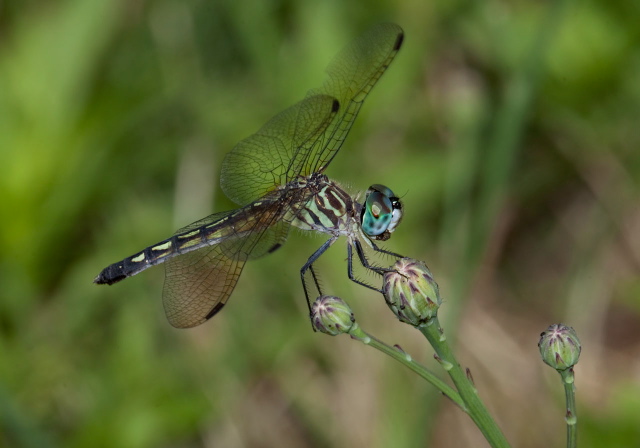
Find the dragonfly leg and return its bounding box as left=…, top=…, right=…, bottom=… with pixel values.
left=301, top=236, right=339, bottom=321
left=360, top=238, right=412, bottom=282
left=353, top=239, right=401, bottom=276
left=369, top=239, right=405, bottom=259
left=309, top=264, right=323, bottom=297
left=346, top=241, right=385, bottom=293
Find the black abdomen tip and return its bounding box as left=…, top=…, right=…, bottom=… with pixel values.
left=94, top=267, right=126, bottom=285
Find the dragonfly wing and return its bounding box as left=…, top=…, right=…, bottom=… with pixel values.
left=162, top=199, right=293, bottom=328
left=220, top=94, right=338, bottom=206
left=291, top=23, right=404, bottom=177
left=220, top=23, right=403, bottom=207
left=163, top=243, right=246, bottom=328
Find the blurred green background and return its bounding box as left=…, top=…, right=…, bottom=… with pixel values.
left=1, top=0, right=639, bottom=446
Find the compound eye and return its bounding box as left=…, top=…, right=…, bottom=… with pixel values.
left=361, top=190, right=393, bottom=237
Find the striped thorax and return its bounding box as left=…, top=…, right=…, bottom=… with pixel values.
left=291, top=174, right=354, bottom=235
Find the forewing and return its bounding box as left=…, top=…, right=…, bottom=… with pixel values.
left=162, top=200, right=292, bottom=328
left=289, top=23, right=404, bottom=178
left=220, top=23, right=403, bottom=207
left=220, top=95, right=338, bottom=206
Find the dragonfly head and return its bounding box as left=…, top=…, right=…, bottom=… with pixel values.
left=360, top=184, right=403, bottom=241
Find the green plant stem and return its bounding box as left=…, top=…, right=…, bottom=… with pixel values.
left=560, top=368, right=577, bottom=448
left=418, top=317, right=510, bottom=448
left=347, top=324, right=466, bottom=411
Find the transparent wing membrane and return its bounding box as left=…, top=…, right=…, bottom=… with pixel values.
left=163, top=244, right=246, bottom=328
left=162, top=198, right=296, bottom=328
left=301, top=23, right=404, bottom=175
left=220, top=23, right=403, bottom=205
left=221, top=95, right=338, bottom=206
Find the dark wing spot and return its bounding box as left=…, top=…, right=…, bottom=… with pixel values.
left=268, top=243, right=282, bottom=253
left=205, top=302, right=226, bottom=320
left=394, top=33, right=404, bottom=50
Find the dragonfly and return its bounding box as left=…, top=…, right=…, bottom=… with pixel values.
left=95, top=23, right=405, bottom=328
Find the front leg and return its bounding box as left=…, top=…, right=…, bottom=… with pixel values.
left=346, top=242, right=384, bottom=292
left=353, top=239, right=400, bottom=276
left=369, top=239, right=404, bottom=259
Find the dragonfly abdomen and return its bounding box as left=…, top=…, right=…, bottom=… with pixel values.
left=93, top=239, right=175, bottom=285
left=94, top=225, right=230, bottom=285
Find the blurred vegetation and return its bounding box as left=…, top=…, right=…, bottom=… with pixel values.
left=1, top=0, right=639, bottom=447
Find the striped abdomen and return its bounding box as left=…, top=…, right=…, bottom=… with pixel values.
left=94, top=200, right=282, bottom=285
left=94, top=224, right=229, bottom=285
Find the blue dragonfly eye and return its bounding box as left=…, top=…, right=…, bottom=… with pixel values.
left=361, top=184, right=403, bottom=239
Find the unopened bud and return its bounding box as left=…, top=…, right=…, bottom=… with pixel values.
left=383, top=258, right=441, bottom=326
left=311, top=295, right=356, bottom=336
left=538, top=324, right=581, bottom=371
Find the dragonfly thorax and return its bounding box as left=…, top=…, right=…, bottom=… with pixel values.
left=290, top=174, right=355, bottom=236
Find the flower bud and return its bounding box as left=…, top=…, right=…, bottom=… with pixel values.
left=383, top=258, right=441, bottom=326
left=311, top=295, right=356, bottom=335
left=538, top=324, right=581, bottom=371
